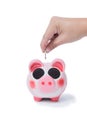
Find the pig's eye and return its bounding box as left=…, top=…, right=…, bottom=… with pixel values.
left=48, top=68, right=60, bottom=79
left=33, top=68, right=44, bottom=79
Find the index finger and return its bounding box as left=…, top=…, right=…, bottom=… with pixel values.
left=40, top=22, right=57, bottom=52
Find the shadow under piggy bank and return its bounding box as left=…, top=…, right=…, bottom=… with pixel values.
left=38, top=93, right=76, bottom=107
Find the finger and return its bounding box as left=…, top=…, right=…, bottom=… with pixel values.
left=46, top=34, right=65, bottom=53
left=40, top=23, right=57, bottom=52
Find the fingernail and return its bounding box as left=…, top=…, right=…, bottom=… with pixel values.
left=46, top=48, right=50, bottom=53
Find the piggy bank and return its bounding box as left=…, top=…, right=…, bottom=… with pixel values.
left=27, top=59, right=67, bottom=102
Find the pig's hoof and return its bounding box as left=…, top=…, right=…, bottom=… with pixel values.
left=51, top=96, right=60, bottom=102
left=34, top=97, right=42, bottom=101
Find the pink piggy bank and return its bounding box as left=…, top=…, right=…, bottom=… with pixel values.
left=27, top=59, right=67, bottom=102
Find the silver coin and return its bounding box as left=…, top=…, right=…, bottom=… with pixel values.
left=45, top=51, right=47, bottom=60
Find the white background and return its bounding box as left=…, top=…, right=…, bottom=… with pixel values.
left=0, top=0, right=87, bottom=130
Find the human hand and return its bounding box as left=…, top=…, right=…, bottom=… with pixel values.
left=40, top=17, right=87, bottom=53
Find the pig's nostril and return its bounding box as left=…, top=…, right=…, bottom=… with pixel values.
left=48, top=82, right=52, bottom=85
left=41, top=81, right=45, bottom=85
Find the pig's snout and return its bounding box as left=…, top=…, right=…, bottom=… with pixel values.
left=38, top=76, right=55, bottom=93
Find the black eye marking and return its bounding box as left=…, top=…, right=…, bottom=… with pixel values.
left=48, top=68, right=60, bottom=79
left=33, top=68, right=44, bottom=79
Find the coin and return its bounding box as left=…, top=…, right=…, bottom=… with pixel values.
left=45, top=51, right=47, bottom=60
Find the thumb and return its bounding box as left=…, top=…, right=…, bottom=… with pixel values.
left=46, top=34, right=65, bottom=53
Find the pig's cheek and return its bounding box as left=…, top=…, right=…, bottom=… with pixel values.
left=29, top=80, right=36, bottom=89
left=57, top=78, right=64, bottom=87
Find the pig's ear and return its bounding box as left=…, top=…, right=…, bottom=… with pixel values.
left=52, top=59, right=65, bottom=71
left=29, top=59, right=43, bottom=72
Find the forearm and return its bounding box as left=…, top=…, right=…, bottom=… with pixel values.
left=78, top=18, right=87, bottom=37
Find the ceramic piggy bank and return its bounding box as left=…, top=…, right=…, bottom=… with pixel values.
left=27, top=59, right=67, bottom=102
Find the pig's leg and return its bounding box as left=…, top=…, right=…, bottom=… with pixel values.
left=51, top=96, right=60, bottom=102
left=34, top=96, right=42, bottom=101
